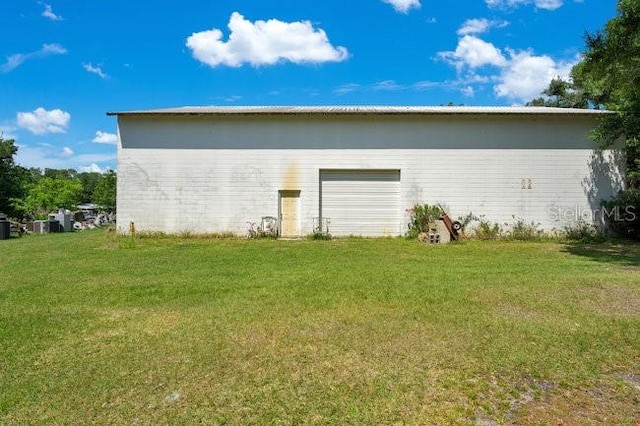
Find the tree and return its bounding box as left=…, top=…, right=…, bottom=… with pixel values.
left=44, top=168, right=77, bottom=180
left=19, top=177, right=83, bottom=219
left=529, top=1, right=639, bottom=238
left=572, top=0, right=640, bottom=188
left=0, top=137, right=19, bottom=215
left=573, top=0, right=640, bottom=238
left=77, top=172, right=103, bottom=203
left=92, top=170, right=116, bottom=211
left=0, top=137, right=31, bottom=218
left=526, top=77, right=588, bottom=109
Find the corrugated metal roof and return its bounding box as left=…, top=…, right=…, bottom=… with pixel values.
left=107, top=105, right=608, bottom=116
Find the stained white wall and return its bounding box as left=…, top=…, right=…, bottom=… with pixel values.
left=116, top=114, right=624, bottom=235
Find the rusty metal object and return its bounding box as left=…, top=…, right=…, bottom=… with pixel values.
left=438, top=205, right=461, bottom=241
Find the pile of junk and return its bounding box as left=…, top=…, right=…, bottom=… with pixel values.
left=0, top=208, right=116, bottom=239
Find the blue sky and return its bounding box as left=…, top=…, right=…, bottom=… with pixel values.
left=1, top=0, right=616, bottom=173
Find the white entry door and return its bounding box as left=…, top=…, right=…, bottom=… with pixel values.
left=279, top=190, right=301, bottom=237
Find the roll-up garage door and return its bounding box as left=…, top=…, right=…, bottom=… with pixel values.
left=320, top=169, right=401, bottom=237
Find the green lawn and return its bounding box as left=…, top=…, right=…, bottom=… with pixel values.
left=0, top=230, right=638, bottom=425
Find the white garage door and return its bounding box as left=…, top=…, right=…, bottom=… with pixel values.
left=320, top=169, right=401, bottom=237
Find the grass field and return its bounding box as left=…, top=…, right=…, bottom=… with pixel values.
left=0, top=230, right=638, bottom=425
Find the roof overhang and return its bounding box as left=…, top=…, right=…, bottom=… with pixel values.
left=107, top=106, right=610, bottom=117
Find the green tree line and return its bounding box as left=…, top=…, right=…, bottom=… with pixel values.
left=0, top=137, right=116, bottom=220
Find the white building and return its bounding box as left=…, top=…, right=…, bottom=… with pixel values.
left=108, top=106, right=624, bottom=237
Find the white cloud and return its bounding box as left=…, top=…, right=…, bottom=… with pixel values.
left=83, top=63, right=108, bottom=78
left=457, top=18, right=509, bottom=36
left=17, top=107, right=70, bottom=135
left=61, top=146, right=74, bottom=157
left=414, top=76, right=490, bottom=92
left=42, top=4, right=63, bottom=21
left=79, top=163, right=109, bottom=174
left=485, top=0, right=563, bottom=10
left=43, top=44, right=66, bottom=55
left=412, top=80, right=442, bottom=90
left=438, top=35, right=507, bottom=70
left=461, top=86, right=475, bottom=97
left=382, top=0, right=421, bottom=13
left=372, top=80, right=404, bottom=91
left=332, top=77, right=491, bottom=97
left=535, top=0, right=564, bottom=9
left=333, top=83, right=361, bottom=95
left=92, top=131, right=118, bottom=145
left=224, top=95, right=243, bottom=102
left=15, top=143, right=69, bottom=169
left=495, top=50, right=576, bottom=100
left=439, top=32, right=578, bottom=103
left=186, top=12, right=348, bottom=67
left=15, top=143, right=116, bottom=171
left=0, top=43, right=67, bottom=74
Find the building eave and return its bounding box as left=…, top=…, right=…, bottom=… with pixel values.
left=107, top=105, right=610, bottom=117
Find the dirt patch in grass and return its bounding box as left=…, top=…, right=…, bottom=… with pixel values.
left=512, top=379, right=640, bottom=425
left=471, top=375, right=640, bottom=425
left=578, top=285, right=640, bottom=319
left=487, top=298, right=549, bottom=322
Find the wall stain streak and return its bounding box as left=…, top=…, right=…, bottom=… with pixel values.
left=283, top=162, right=300, bottom=190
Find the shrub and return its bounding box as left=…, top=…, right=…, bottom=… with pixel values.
left=505, top=217, right=543, bottom=241
left=406, top=204, right=442, bottom=239
left=468, top=216, right=545, bottom=241
left=307, top=231, right=332, bottom=240
left=563, top=220, right=605, bottom=243
left=456, top=212, right=479, bottom=232
left=474, top=218, right=503, bottom=240
left=600, top=189, right=640, bottom=240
